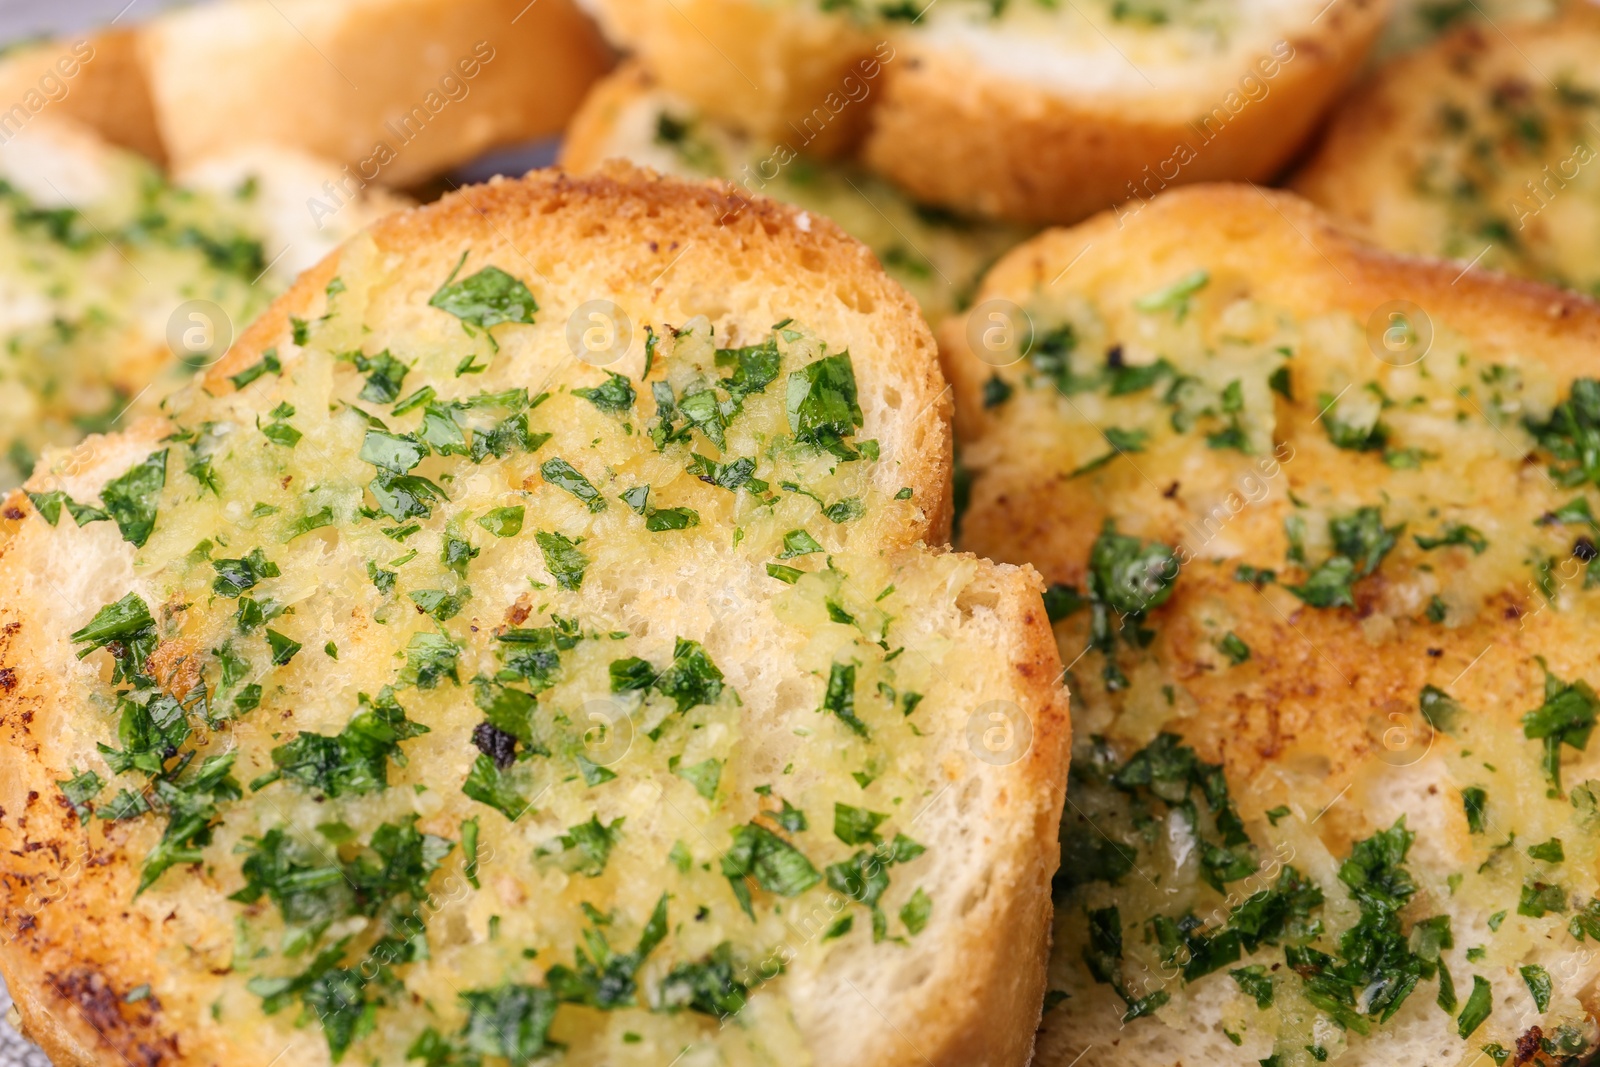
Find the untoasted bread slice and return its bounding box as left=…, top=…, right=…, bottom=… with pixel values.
left=139, top=0, right=611, bottom=186
left=0, top=117, right=403, bottom=488
left=943, top=183, right=1600, bottom=1063
left=861, top=0, right=1388, bottom=224
left=1296, top=4, right=1600, bottom=297
left=561, top=63, right=1032, bottom=325
left=0, top=164, right=1068, bottom=1067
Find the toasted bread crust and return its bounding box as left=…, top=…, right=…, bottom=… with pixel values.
left=943, top=184, right=1600, bottom=1062
left=1294, top=3, right=1600, bottom=292
left=0, top=30, right=165, bottom=164
left=214, top=163, right=954, bottom=543
left=860, top=0, right=1387, bottom=224
left=580, top=0, right=882, bottom=157
left=0, top=164, right=1067, bottom=1067
left=139, top=0, right=611, bottom=185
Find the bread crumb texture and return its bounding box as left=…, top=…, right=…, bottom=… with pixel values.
left=1297, top=4, right=1600, bottom=297
left=0, top=165, right=1067, bottom=1067
left=945, top=184, right=1600, bottom=1066
left=0, top=118, right=397, bottom=491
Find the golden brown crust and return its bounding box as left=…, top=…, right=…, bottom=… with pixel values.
left=931, top=564, right=1070, bottom=1067
left=1293, top=2, right=1600, bottom=287
left=942, top=181, right=1600, bottom=1064
left=214, top=162, right=954, bottom=543
left=861, top=0, right=1388, bottom=224
left=581, top=0, right=881, bottom=158
left=0, top=165, right=1068, bottom=1066
left=558, top=62, right=660, bottom=175
left=0, top=426, right=183, bottom=1067
left=139, top=0, right=612, bottom=186
left=0, top=30, right=167, bottom=164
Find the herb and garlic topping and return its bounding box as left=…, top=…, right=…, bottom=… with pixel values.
left=966, top=258, right=1600, bottom=1064
left=21, top=228, right=982, bottom=1065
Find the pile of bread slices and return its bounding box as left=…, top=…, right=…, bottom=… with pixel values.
left=4, top=1, right=1600, bottom=1066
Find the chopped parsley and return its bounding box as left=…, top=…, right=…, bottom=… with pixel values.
left=252, top=687, right=428, bottom=797
left=787, top=352, right=863, bottom=460
left=573, top=371, right=636, bottom=414
left=535, top=531, right=589, bottom=590
left=722, top=822, right=821, bottom=918
left=821, top=661, right=868, bottom=737
left=541, top=457, right=607, bottom=511
left=428, top=253, right=537, bottom=344
left=101, top=449, right=168, bottom=547
left=1522, top=659, right=1599, bottom=793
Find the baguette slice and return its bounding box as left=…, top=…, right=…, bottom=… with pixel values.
left=561, top=63, right=1032, bottom=325
left=1373, top=0, right=1555, bottom=62
left=0, top=29, right=164, bottom=163
left=139, top=0, right=611, bottom=186
left=577, top=0, right=884, bottom=157
left=0, top=163, right=1069, bottom=1067
left=1295, top=4, right=1600, bottom=297
left=0, top=117, right=402, bottom=489
left=860, top=0, right=1388, bottom=224
left=943, top=183, right=1600, bottom=1064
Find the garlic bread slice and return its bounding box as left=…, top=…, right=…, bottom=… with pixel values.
left=561, top=64, right=1032, bottom=326
left=1297, top=4, right=1600, bottom=297
left=0, top=117, right=401, bottom=490
left=0, top=164, right=1068, bottom=1067
left=944, top=183, right=1600, bottom=1064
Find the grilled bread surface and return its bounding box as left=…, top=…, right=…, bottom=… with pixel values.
left=944, top=183, right=1600, bottom=1065
left=1297, top=3, right=1600, bottom=298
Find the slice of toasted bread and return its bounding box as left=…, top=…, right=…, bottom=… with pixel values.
left=139, top=0, right=611, bottom=187
left=0, top=117, right=402, bottom=489
left=0, top=29, right=165, bottom=163
left=578, top=0, right=887, bottom=157
left=1295, top=5, right=1600, bottom=297
left=942, top=183, right=1600, bottom=1063
left=859, top=0, right=1388, bottom=224
left=0, top=163, right=1068, bottom=1067
left=1373, top=0, right=1554, bottom=62
left=561, top=63, right=1032, bottom=326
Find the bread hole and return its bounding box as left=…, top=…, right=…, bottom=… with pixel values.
left=955, top=772, right=983, bottom=814
left=955, top=584, right=1000, bottom=618
left=882, top=386, right=902, bottom=410
left=308, top=526, right=340, bottom=555
left=893, top=957, right=934, bottom=992
left=798, top=247, right=826, bottom=273
left=835, top=282, right=876, bottom=314
left=580, top=223, right=608, bottom=238
left=958, top=868, right=993, bottom=917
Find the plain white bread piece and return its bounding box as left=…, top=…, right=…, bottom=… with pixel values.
left=578, top=0, right=887, bottom=157
left=139, top=0, right=611, bottom=186
left=0, top=163, right=1070, bottom=1067
left=860, top=0, right=1388, bottom=224
left=0, top=29, right=164, bottom=163
left=0, top=116, right=403, bottom=489
left=942, top=184, right=1600, bottom=1062
left=560, top=63, right=1033, bottom=325
left=1294, top=4, right=1600, bottom=296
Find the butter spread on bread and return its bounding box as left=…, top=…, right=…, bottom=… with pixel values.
left=945, top=184, right=1600, bottom=1065
left=0, top=165, right=1067, bottom=1067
